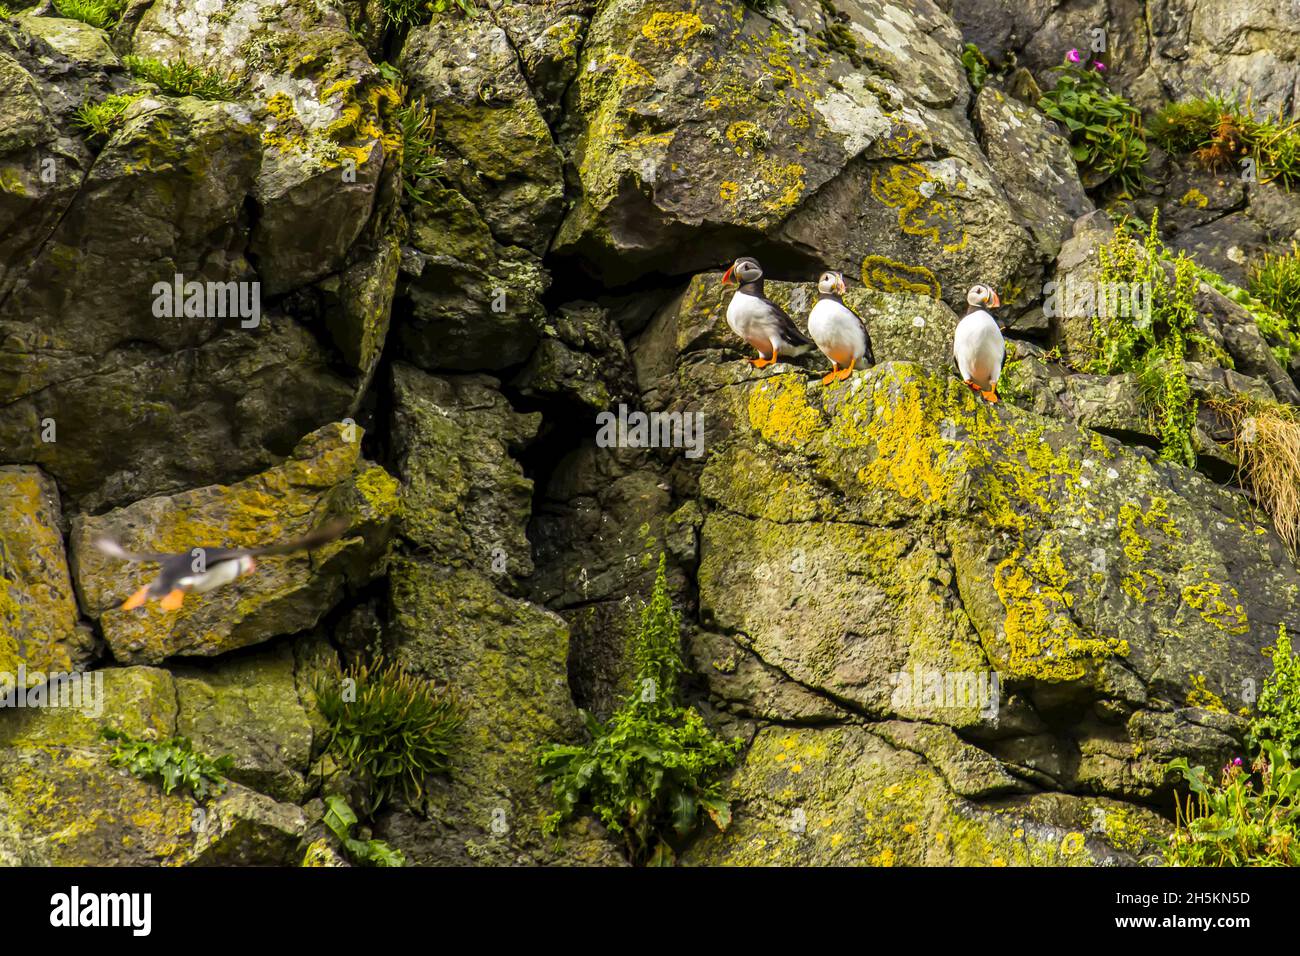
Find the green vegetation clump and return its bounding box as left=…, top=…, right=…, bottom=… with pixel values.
left=1150, top=95, right=1300, bottom=187
left=102, top=727, right=233, bottom=801
left=1093, top=212, right=1203, bottom=465
left=538, top=555, right=742, bottom=866
left=73, top=92, right=144, bottom=140
left=395, top=91, right=444, bottom=206
left=1166, top=628, right=1300, bottom=866
left=123, top=55, right=243, bottom=101
left=1038, top=55, right=1147, bottom=194
left=379, top=0, right=473, bottom=27
left=1247, top=243, right=1300, bottom=363
left=53, top=0, right=127, bottom=29
left=322, top=795, right=405, bottom=866
left=1252, top=627, right=1300, bottom=754
left=961, top=42, right=989, bottom=92
left=315, top=658, right=463, bottom=818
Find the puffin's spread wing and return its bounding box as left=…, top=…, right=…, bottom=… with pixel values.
left=243, top=518, right=349, bottom=557
left=761, top=296, right=811, bottom=346
left=91, top=537, right=174, bottom=565
left=92, top=518, right=348, bottom=564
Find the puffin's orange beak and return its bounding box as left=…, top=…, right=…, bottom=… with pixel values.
left=837, top=276, right=847, bottom=295
left=721, top=266, right=735, bottom=286
left=990, top=291, right=1001, bottom=308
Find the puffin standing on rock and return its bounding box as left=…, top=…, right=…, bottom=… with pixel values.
left=953, top=284, right=1004, bottom=404
left=808, top=270, right=875, bottom=385
left=722, top=256, right=812, bottom=369
left=92, top=518, right=349, bottom=611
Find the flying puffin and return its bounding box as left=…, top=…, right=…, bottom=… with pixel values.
left=722, top=257, right=812, bottom=368
left=92, top=518, right=349, bottom=612
left=808, top=270, right=875, bottom=385
left=953, top=284, right=1004, bottom=403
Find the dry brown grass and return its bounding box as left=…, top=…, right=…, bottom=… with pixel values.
left=1217, top=398, right=1300, bottom=556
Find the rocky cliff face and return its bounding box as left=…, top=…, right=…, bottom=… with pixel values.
left=0, top=0, right=1297, bottom=866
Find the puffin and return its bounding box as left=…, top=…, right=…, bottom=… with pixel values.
left=93, top=518, right=349, bottom=612
left=808, top=270, right=875, bottom=385
left=953, top=284, right=1004, bottom=403
left=722, top=256, right=812, bottom=368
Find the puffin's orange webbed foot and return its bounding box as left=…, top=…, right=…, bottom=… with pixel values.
left=159, top=589, right=185, bottom=612
left=820, top=363, right=839, bottom=385
left=983, top=383, right=1000, bottom=404
left=120, top=585, right=151, bottom=611
left=836, top=365, right=853, bottom=381
left=750, top=356, right=775, bottom=369
left=963, top=379, right=983, bottom=395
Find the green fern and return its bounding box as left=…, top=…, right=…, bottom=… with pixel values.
left=538, top=554, right=742, bottom=865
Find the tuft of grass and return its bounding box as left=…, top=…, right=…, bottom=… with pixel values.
left=315, top=658, right=463, bottom=819
left=73, top=91, right=143, bottom=140
left=122, top=54, right=243, bottom=101
left=538, top=554, right=742, bottom=866
left=102, top=727, right=234, bottom=801
left=53, top=0, right=128, bottom=29
left=1220, top=398, right=1300, bottom=556
left=394, top=90, right=444, bottom=205
left=322, top=795, right=405, bottom=866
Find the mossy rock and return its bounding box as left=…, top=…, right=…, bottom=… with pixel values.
left=0, top=466, right=86, bottom=682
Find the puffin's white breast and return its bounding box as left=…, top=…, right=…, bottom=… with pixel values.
left=727, top=291, right=777, bottom=338
left=953, top=309, right=1004, bottom=386
left=177, top=556, right=253, bottom=594
left=808, top=299, right=865, bottom=361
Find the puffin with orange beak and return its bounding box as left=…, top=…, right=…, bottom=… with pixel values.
left=808, top=270, right=875, bottom=385
left=953, top=284, right=1004, bottom=403
left=722, top=256, right=812, bottom=369
left=93, top=519, right=348, bottom=612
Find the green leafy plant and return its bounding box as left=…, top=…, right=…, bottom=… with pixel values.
left=1038, top=52, right=1147, bottom=194
left=1165, top=628, right=1300, bottom=865
left=1247, top=243, right=1300, bottom=363
left=102, top=727, right=233, bottom=801
left=322, top=795, right=406, bottom=866
left=123, top=55, right=243, bottom=101
left=538, top=554, right=742, bottom=865
left=961, top=42, right=989, bottom=92
left=53, top=0, right=127, bottom=28
left=73, top=92, right=144, bottom=140
left=1093, top=212, right=1202, bottom=465
left=1150, top=95, right=1300, bottom=187
left=379, top=0, right=473, bottom=27
left=315, top=658, right=463, bottom=818
left=394, top=91, right=444, bottom=205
